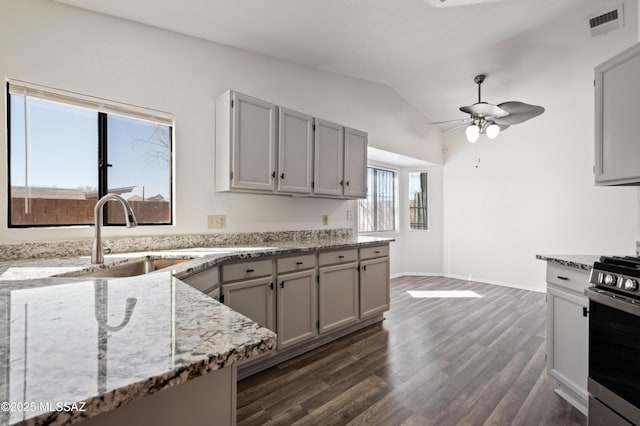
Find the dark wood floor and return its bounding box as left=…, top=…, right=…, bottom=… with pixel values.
left=237, top=276, right=587, bottom=425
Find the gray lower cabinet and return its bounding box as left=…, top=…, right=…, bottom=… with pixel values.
left=545, top=263, right=589, bottom=415
left=277, top=269, right=318, bottom=349
left=318, top=262, right=359, bottom=334
left=216, top=244, right=391, bottom=378
left=222, top=276, right=275, bottom=331
left=359, top=257, right=390, bottom=318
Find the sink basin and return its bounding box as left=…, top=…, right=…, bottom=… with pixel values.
left=68, top=257, right=192, bottom=278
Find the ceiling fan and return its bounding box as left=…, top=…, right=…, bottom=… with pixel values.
left=435, top=74, right=545, bottom=142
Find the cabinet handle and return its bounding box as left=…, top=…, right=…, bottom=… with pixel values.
left=280, top=281, right=285, bottom=288
left=271, top=171, right=276, bottom=178
left=363, top=265, right=367, bottom=271
left=281, top=173, right=285, bottom=179
left=246, top=269, right=255, bottom=273
left=557, top=276, right=569, bottom=281
left=338, top=255, right=345, bottom=259
left=339, top=180, right=344, bottom=186
left=346, top=180, right=350, bottom=186
left=374, top=250, right=380, bottom=254
left=269, top=282, right=274, bottom=290
left=583, top=307, right=589, bottom=317
left=296, top=261, right=303, bottom=265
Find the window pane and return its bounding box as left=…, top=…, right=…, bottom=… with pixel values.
left=9, top=95, right=98, bottom=226
left=358, top=166, right=396, bottom=232
left=106, top=115, right=171, bottom=225
left=358, top=168, right=375, bottom=232
left=409, top=171, right=428, bottom=230
left=376, top=169, right=395, bottom=231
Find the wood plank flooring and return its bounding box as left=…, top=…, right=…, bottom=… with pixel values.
left=237, top=276, right=586, bottom=425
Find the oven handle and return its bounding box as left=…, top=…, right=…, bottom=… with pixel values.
left=586, top=287, right=640, bottom=317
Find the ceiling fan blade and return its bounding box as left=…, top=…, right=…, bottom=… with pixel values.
left=494, top=101, right=545, bottom=125
left=443, top=123, right=468, bottom=137
left=431, top=118, right=471, bottom=125
left=460, top=102, right=509, bottom=118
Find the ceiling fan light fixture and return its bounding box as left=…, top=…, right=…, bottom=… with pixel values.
left=466, top=124, right=480, bottom=143
left=486, top=123, right=500, bottom=139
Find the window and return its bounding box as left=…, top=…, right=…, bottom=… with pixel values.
left=358, top=166, right=396, bottom=232
left=7, top=81, right=173, bottom=227
left=409, top=171, right=428, bottom=230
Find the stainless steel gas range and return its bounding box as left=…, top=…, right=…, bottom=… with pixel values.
left=587, top=256, right=640, bottom=425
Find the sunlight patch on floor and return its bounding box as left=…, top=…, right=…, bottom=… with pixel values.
left=407, top=290, right=482, bottom=298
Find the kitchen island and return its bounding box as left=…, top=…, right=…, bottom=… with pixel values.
left=0, top=232, right=392, bottom=425
left=0, top=272, right=276, bottom=426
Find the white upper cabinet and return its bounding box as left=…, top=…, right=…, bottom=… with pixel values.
left=595, top=42, right=640, bottom=185
left=343, top=127, right=368, bottom=198
left=313, top=119, right=344, bottom=197
left=216, top=91, right=277, bottom=192
left=215, top=90, right=367, bottom=198
left=278, top=107, right=313, bottom=194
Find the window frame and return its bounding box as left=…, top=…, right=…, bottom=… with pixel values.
left=358, top=163, right=399, bottom=234
left=6, top=81, right=174, bottom=228
left=408, top=170, right=429, bottom=232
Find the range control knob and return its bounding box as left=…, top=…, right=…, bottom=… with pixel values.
left=624, top=279, right=638, bottom=291
left=604, top=274, right=617, bottom=286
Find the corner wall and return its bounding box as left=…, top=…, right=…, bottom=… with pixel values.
left=443, top=3, right=639, bottom=292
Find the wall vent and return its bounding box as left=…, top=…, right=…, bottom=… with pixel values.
left=586, top=5, right=624, bottom=37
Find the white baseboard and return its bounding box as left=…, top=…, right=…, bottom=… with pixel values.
left=390, top=272, right=545, bottom=293
left=444, top=273, right=544, bottom=294
left=390, top=272, right=444, bottom=279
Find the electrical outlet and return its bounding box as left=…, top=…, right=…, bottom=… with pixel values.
left=207, top=215, right=226, bottom=229
left=322, top=215, right=328, bottom=226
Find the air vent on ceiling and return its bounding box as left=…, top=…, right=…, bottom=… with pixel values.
left=586, top=5, right=624, bottom=37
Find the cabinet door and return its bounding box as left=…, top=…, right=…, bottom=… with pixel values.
left=222, top=277, right=275, bottom=331
left=231, top=92, right=277, bottom=191
left=343, top=128, right=367, bottom=198
left=318, top=262, right=359, bottom=334
left=278, top=107, right=313, bottom=194
left=277, top=269, right=317, bottom=349
left=359, top=257, right=390, bottom=318
left=546, top=286, right=588, bottom=412
left=313, top=119, right=344, bottom=196
left=595, top=44, right=640, bottom=185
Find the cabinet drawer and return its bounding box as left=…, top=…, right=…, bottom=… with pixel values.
left=359, top=245, right=389, bottom=260
left=182, top=267, right=219, bottom=293
left=546, top=263, right=590, bottom=294
left=318, top=249, right=358, bottom=266
left=222, top=259, right=272, bottom=282
left=277, top=254, right=316, bottom=274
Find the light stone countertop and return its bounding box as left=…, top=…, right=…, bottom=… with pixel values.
left=535, top=254, right=602, bottom=271
left=0, top=235, right=393, bottom=425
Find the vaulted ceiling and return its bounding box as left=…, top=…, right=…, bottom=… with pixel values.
left=52, top=0, right=637, bottom=124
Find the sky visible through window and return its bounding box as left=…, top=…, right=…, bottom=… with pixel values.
left=10, top=96, right=170, bottom=200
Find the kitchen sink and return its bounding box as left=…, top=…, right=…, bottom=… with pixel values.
left=65, top=257, right=192, bottom=278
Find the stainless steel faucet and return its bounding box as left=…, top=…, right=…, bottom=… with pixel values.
left=92, top=193, right=138, bottom=264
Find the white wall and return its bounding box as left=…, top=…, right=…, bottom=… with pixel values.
left=443, top=3, right=639, bottom=292
left=394, top=167, right=444, bottom=277
left=0, top=0, right=442, bottom=244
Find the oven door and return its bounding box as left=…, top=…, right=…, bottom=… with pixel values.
left=587, top=288, right=640, bottom=424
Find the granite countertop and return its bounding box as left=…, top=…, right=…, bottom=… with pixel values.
left=0, top=236, right=393, bottom=281
left=0, top=235, right=393, bottom=425
left=536, top=254, right=602, bottom=271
